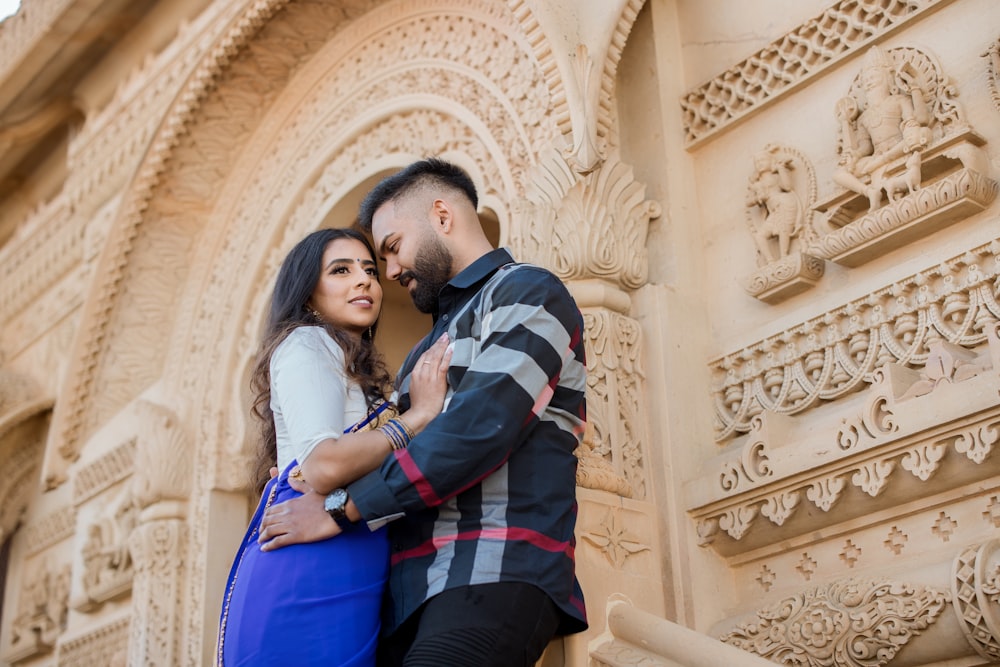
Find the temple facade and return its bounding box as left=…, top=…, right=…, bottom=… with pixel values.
left=1, top=0, right=999, bottom=664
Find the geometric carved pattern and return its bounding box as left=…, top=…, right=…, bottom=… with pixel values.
left=694, top=407, right=1000, bottom=545
left=952, top=539, right=1000, bottom=661
left=712, top=238, right=1000, bottom=440
left=24, top=507, right=77, bottom=555
left=679, top=0, right=954, bottom=146
left=72, top=438, right=136, bottom=505
left=721, top=578, right=948, bottom=666
left=580, top=507, right=650, bottom=569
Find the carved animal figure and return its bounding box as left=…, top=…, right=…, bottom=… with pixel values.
left=882, top=150, right=922, bottom=203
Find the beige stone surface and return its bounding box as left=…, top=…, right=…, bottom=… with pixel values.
left=1, top=0, right=999, bottom=664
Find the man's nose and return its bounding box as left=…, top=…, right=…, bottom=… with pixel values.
left=384, top=257, right=401, bottom=281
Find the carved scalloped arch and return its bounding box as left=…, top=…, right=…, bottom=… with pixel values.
left=506, top=0, right=646, bottom=153
left=45, top=0, right=558, bottom=488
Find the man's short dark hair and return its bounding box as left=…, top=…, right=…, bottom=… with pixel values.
left=357, top=158, right=479, bottom=232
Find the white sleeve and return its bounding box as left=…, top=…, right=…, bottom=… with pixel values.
left=271, top=328, right=349, bottom=464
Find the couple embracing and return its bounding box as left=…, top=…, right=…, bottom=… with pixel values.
left=217, top=158, right=588, bottom=666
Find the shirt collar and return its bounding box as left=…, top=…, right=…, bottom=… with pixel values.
left=433, top=247, right=515, bottom=320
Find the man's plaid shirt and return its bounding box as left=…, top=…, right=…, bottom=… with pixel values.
left=348, top=248, right=588, bottom=636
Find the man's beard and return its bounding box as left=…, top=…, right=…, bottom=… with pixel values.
left=406, top=233, right=453, bottom=314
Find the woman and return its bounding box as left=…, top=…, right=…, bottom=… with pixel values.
left=217, top=228, right=450, bottom=666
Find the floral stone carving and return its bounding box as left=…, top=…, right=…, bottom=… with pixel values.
left=953, top=539, right=1000, bottom=660
left=721, top=578, right=947, bottom=666
left=811, top=46, right=997, bottom=266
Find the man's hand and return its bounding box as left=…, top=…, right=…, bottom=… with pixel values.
left=258, top=491, right=339, bottom=551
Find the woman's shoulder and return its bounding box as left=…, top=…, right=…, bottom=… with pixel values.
left=273, top=326, right=345, bottom=364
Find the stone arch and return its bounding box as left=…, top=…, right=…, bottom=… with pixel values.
left=44, top=0, right=561, bottom=491
left=36, top=1, right=571, bottom=660
left=0, top=369, right=51, bottom=542
left=506, top=0, right=648, bottom=169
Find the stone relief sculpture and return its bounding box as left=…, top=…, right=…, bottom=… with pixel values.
left=747, top=147, right=806, bottom=262
left=720, top=578, right=948, bottom=666
left=75, top=491, right=137, bottom=612
left=811, top=45, right=997, bottom=266
left=742, top=144, right=823, bottom=303
left=5, top=561, right=71, bottom=662
left=832, top=46, right=932, bottom=211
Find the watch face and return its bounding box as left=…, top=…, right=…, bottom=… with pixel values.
left=324, top=489, right=348, bottom=514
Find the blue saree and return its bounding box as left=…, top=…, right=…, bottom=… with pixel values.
left=217, top=403, right=392, bottom=666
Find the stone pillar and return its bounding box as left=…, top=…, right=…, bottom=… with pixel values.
left=516, top=149, right=663, bottom=654
left=126, top=399, right=192, bottom=666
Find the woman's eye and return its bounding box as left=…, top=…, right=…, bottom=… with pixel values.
left=331, top=266, right=348, bottom=274
left=366, top=268, right=379, bottom=277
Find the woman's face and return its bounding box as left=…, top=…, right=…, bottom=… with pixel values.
left=308, top=238, right=382, bottom=338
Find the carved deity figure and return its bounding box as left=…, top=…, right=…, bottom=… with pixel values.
left=834, top=46, right=932, bottom=210
left=746, top=146, right=804, bottom=264
left=10, top=565, right=69, bottom=649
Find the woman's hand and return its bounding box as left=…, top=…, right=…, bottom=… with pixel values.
left=402, top=333, right=452, bottom=431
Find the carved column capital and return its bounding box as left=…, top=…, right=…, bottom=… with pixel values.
left=517, top=149, right=659, bottom=290
left=130, top=399, right=191, bottom=513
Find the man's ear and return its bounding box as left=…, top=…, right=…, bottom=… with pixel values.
left=431, top=199, right=453, bottom=233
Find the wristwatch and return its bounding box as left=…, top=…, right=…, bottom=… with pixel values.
left=324, top=488, right=355, bottom=531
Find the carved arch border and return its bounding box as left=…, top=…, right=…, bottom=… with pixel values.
left=506, top=0, right=646, bottom=167
left=43, top=0, right=572, bottom=488
left=48, top=2, right=579, bottom=662
left=0, top=370, right=52, bottom=541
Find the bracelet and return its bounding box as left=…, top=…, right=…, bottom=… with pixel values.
left=380, top=418, right=413, bottom=451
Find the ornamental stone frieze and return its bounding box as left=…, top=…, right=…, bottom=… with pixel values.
left=4, top=559, right=70, bottom=663
left=714, top=235, right=1000, bottom=442
left=742, top=144, right=824, bottom=303
left=680, top=0, right=958, bottom=146
left=693, top=327, right=1000, bottom=553
left=56, top=616, right=130, bottom=667
left=810, top=45, right=996, bottom=267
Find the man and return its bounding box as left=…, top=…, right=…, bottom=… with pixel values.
left=259, top=158, right=588, bottom=666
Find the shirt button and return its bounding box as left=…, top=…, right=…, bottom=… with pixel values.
left=442, top=314, right=449, bottom=322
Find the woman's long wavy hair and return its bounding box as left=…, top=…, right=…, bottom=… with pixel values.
left=248, top=227, right=393, bottom=494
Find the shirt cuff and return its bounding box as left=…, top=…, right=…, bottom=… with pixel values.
left=347, top=469, right=406, bottom=530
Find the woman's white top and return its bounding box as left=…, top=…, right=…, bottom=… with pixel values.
left=270, top=326, right=368, bottom=471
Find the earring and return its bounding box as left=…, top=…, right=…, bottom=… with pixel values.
left=310, top=308, right=324, bottom=323
left=366, top=326, right=374, bottom=341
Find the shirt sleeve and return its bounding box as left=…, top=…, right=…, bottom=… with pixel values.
left=271, top=327, right=350, bottom=464
left=349, top=267, right=585, bottom=521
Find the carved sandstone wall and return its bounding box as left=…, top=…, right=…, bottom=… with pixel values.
left=0, top=1, right=998, bottom=666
